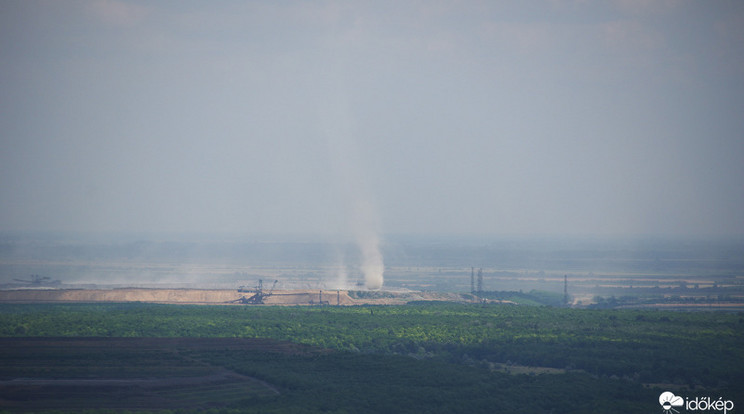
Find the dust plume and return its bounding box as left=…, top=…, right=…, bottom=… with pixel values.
left=319, top=82, right=384, bottom=290
left=357, top=232, right=384, bottom=290
left=334, top=265, right=349, bottom=290
left=349, top=198, right=384, bottom=290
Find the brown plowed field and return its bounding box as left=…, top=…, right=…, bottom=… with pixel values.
left=0, top=337, right=321, bottom=412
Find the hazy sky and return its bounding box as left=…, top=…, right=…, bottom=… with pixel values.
left=1, top=0, right=743, bottom=238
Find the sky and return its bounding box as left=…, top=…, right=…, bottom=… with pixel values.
left=1, top=0, right=743, bottom=239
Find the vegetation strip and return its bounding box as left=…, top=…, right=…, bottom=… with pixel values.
left=0, top=303, right=742, bottom=413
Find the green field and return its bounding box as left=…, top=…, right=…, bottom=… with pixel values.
left=0, top=302, right=742, bottom=413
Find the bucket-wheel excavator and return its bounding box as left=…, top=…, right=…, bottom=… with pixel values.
left=232, top=279, right=278, bottom=304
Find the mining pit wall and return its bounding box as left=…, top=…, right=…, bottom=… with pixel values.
left=0, top=288, right=359, bottom=305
